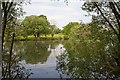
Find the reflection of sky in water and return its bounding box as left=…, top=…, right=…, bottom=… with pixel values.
left=21, top=44, right=67, bottom=78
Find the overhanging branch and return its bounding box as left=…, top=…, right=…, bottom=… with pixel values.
left=94, top=3, right=119, bottom=36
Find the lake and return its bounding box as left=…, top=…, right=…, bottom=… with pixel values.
left=13, top=41, right=68, bottom=78
left=4, top=40, right=120, bottom=79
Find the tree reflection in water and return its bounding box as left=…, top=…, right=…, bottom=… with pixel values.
left=13, top=41, right=59, bottom=64
left=56, top=40, right=120, bottom=79
left=2, top=34, right=33, bottom=79
left=2, top=40, right=60, bottom=79
left=19, top=41, right=51, bottom=64
left=2, top=53, right=33, bottom=79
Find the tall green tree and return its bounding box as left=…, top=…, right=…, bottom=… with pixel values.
left=22, top=15, right=50, bottom=38
left=62, top=22, right=80, bottom=35
left=38, top=15, right=50, bottom=36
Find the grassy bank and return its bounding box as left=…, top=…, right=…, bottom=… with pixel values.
left=14, top=34, right=69, bottom=41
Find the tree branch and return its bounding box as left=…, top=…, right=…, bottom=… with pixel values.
left=114, top=2, right=120, bottom=13
left=7, top=2, right=13, bottom=13
left=109, top=2, right=120, bottom=22
left=109, top=2, right=120, bottom=43
left=94, top=3, right=119, bottom=36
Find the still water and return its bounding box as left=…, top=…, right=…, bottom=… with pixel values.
left=13, top=41, right=68, bottom=78
left=11, top=40, right=120, bottom=79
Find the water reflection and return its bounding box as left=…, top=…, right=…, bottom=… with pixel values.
left=6, top=39, right=120, bottom=79
left=3, top=41, right=32, bottom=79
left=13, top=41, right=68, bottom=78
left=56, top=40, right=120, bottom=79
left=13, top=41, right=60, bottom=64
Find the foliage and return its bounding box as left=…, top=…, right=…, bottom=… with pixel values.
left=56, top=22, right=120, bottom=79
left=62, top=22, right=80, bottom=35
left=2, top=52, right=33, bottom=79
left=1, top=1, right=33, bottom=79
left=49, top=25, right=56, bottom=38
left=54, top=28, right=61, bottom=34
left=82, top=2, right=120, bottom=43
left=2, top=0, right=27, bottom=49
left=22, top=15, right=50, bottom=38
left=3, top=34, right=32, bottom=79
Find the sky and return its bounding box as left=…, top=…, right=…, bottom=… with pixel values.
left=22, top=0, right=92, bottom=29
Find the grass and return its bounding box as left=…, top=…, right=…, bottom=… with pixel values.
left=15, top=34, right=68, bottom=41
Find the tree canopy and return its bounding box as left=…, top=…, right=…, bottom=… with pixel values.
left=62, top=22, right=80, bottom=35
left=82, top=2, right=120, bottom=43
left=22, top=15, right=50, bottom=38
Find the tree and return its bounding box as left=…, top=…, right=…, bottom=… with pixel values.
left=22, top=15, right=50, bottom=38
left=2, top=1, right=13, bottom=51
left=62, top=22, right=80, bottom=35
left=0, top=1, right=2, bottom=55
left=50, top=25, right=56, bottom=38
left=82, top=2, right=120, bottom=44
left=1, top=0, right=26, bottom=51
left=54, top=28, right=61, bottom=34
left=38, top=15, right=50, bottom=37
left=1, top=1, right=33, bottom=79
left=0, top=1, right=2, bottom=77
left=82, top=2, right=120, bottom=67
left=56, top=22, right=120, bottom=79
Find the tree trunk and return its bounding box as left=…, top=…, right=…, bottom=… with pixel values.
left=0, top=1, right=2, bottom=79
left=51, top=34, right=54, bottom=40
left=2, top=12, right=7, bottom=51
left=37, top=33, right=39, bottom=38
left=0, top=1, right=2, bottom=54
left=1, top=2, right=13, bottom=52
left=8, top=33, right=15, bottom=78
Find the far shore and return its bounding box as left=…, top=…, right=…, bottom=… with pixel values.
left=5, top=34, right=69, bottom=42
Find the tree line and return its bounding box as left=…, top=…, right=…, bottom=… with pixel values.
left=11, top=15, right=61, bottom=40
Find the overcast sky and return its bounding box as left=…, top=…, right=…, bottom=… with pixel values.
left=22, top=0, right=92, bottom=29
